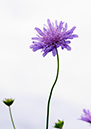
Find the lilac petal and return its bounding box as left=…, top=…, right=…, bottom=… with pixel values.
left=32, top=37, right=39, bottom=40
left=68, top=34, right=78, bottom=39
left=66, top=26, right=76, bottom=35
left=45, top=46, right=53, bottom=52
left=30, top=45, right=38, bottom=52
left=65, top=41, right=71, bottom=44
left=64, top=34, right=78, bottom=39
left=47, top=19, right=52, bottom=29
left=72, top=34, right=78, bottom=38
left=35, top=27, right=44, bottom=36
left=83, top=109, right=90, bottom=116
left=81, top=117, right=88, bottom=122
left=66, top=45, right=71, bottom=50
left=43, top=27, right=47, bottom=32
left=61, top=44, right=65, bottom=49
left=63, top=23, right=67, bottom=32
left=83, top=109, right=87, bottom=114
left=30, top=41, right=44, bottom=52
left=30, top=43, right=43, bottom=52
left=32, top=41, right=38, bottom=44
left=58, top=21, right=64, bottom=31
left=55, top=20, right=58, bottom=28
left=42, top=51, right=48, bottom=57
left=52, top=48, right=57, bottom=56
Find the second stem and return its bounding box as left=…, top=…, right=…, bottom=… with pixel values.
left=9, top=106, right=16, bottom=129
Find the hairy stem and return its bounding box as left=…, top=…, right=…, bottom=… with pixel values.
left=46, top=49, right=59, bottom=129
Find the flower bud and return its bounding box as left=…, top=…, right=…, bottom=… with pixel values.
left=54, top=119, right=64, bottom=129
left=3, top=98, right=14, bottom=107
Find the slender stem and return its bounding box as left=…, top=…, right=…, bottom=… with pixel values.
left=9, top=106, right=16, bottom=129
left=46, top=48, right=59, bottom=129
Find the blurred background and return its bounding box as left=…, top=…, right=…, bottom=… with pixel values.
left=0, top=0, right=91, bottom=129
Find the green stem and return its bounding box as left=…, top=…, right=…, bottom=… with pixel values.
left=9, top=106, right=16, bottom=129
left=46, top=48, right=59, bottom=129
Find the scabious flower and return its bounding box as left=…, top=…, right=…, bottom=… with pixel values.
left=30, top=19, right=78, bottom=57
left=80, top=109, right=91, bottom=123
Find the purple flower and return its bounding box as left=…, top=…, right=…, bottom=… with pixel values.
left=30, top=19, right=78, bottom=57
left=80, top=109, right=91, bottom=123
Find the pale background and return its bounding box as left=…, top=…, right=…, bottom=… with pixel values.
left=0, top=0, right=91, bottom=129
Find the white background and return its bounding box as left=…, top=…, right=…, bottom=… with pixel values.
left=0, top=0, right=91, bottom=129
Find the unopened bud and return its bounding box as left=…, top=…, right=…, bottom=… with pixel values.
left=3, top=98, right=14, bottom=107
left=54, top=119, right=64, bottom=129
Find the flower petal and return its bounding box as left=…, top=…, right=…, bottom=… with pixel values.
left=66, top=26, right=76, bottom=35
left=66, top=45, right=71, bottom=50
left=35, top=27, right=44, bottom=36
left=58, top=21, right=64, bottom=31
left=63, top=23, right=67, bottom=32
left=47, top=19, right=52, bottom=29
left=52, top=48, right=57, bottom=56
left=32, top=37, right=39, bottom=40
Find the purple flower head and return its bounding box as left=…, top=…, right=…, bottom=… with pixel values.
left=30, top=19, right=78, bottom=57
left=80, top=109, right=91, bottom=123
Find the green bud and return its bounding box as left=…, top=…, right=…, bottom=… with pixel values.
left=3, top=98, right=14, bottom=107
left=54, top=119, right=64, bottom=129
